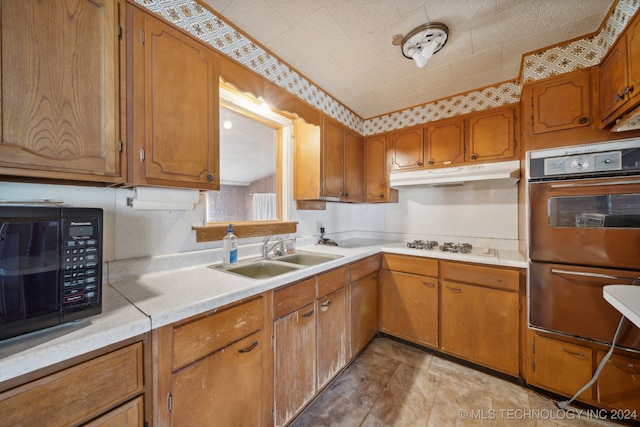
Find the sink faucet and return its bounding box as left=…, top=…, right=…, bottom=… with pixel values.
left=262, top=236, right=285, bottom=259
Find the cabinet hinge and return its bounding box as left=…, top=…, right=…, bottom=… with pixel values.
left=271, top=335, right=275, bottom=350
left=140, top=147, right=145, bottom=162
left=167, top=393, right=172, bottom=413
left=271, top=408, right=275, bottom=423
left=140, top=29, right=145, bottom=46
left=532, top=342, right=535, bottom=353
left=144, top=422, right=149, bottom=427
left=117, top=140, right=123, bottom=153
left=532, top=361, right=535, bottom=372
left=118, top=24, right=123, bottom=40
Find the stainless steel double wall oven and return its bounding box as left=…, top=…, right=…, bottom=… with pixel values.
left=527, top=138, right=640, bottom=351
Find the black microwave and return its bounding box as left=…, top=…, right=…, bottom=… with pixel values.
left=0, top=205, right=103, bottom=341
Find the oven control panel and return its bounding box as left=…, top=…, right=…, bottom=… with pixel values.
left=543, top=151, right=621, bottom=176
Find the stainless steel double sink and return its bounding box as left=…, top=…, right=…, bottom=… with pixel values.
left=212, top=252, right=343, bottom=279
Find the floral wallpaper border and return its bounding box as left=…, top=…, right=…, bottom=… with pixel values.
left=135, top=0, right=638, bottom=136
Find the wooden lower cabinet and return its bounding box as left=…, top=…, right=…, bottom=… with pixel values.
left=274, top=302, right=317, bottom=427
left=0, top=341, right=145, bottom=427
left=596, top=351, right=640, bottom=413
left=532, top=334, right=593, bottom=399
left=171, top=331, right=264, bottom=426
left=381, top=269, right=438, bottom=347
left=154, top=295, right=271, bottom=426
left=440, top=261, right=521, bottom=376
left=350, top=272, right=379, bottom=359
left=317, top=287, right=347, bottom=388
left=530, top=330, right=640, bottom=413
left=441, top=280, right=520, bottom=375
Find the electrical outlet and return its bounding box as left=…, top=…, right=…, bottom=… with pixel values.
left=316, top=221, right=323, bottom=233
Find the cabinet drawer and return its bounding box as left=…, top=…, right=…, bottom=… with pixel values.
left=350, top=255, right=380, bottom=282
left=440, top=261, right=520, bottom=292
left=317, top=266, right=348, bottom=298
left=596, top=351, right=640, bottom=412
left=274, top=277, right=316, bottom=319
left=84, top=395, right=144, bottom=427
left=172, top=296, right=264, bottom=371
left=0, top=343, right=144, bottom=427
left=382, top=254, right=438, bottom=277
left=533, top=334, right=592, bottom=398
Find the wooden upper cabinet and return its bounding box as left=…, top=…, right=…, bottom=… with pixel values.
left=600, top=12, right=640, bottom=126
left=390, top=127, right=424, bottom=171
left=321, top=118, right=345, bottom=199
left=425, top=117, right=465, bottom=167
left=129, top=6, right=219, bottom=190
left=467, top=106, right=517, bottom=162
left=531, top=69, right=592, bottom=134
left=0, top=0, right=124, bottom=183
left=343, top=128, right=364, bottom=202
left=364, top=135, right=391, bottom=202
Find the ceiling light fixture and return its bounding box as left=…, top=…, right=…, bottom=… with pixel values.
left=398, top=22, right=449, bottom=68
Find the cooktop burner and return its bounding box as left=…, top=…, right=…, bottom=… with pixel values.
left=406, top=240, right=473, bottom=254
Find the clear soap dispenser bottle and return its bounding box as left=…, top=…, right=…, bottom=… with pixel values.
left=222, top=224, right=238, bottom=267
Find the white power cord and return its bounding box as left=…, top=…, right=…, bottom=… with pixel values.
left=556, top=278, right=639, bottom=411
left=556, top=314, right=627, bottom=410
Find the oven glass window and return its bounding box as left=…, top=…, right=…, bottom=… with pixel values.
left=549, top=194, right=640, bottom=228
left=0, top=221, right=60, bottom=322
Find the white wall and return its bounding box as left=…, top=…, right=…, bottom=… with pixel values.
left=384, top=180, right=519, bottom=242
left=0, top=178, right=518, bottom=261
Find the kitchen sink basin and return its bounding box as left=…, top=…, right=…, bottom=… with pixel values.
left=218, top=260, right=301, bottom=279
left=276, top=252, right=343, bottom=266
left=212, top=252, right=342, bottom=279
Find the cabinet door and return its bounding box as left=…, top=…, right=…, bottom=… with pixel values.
left=322, top=119, right=345, bottom=198
left=350, top=273, right=379, bottom=359
left=440, top=281, right=519, bottom=375
left=84, top=396, right=144, bottom=427
left=274, top=303, right=316, bottom=427
left=531, top=70, right=591, bottom=133
left=628, top=14, right=640, bottom=108
left=532, top=334, right=592, bottom=399
left=343, top=128, right=364, bottom=202
left=317, top=288, right=347, bottom=388
left=596, top=351, right=640, bottom=413
left=467, top=107, right=517, bottom=162
left=380, top=270, right=438, bottom=347
left=390, top=128, right=424, bottom=171
left=599, top=35, right=629, bottom=123
left=0, top=0, right=122, bottom=182
left=171, top=331, right=264, bottom=426
left=364, top=135, right=390, bottom=202
left=425, top=117, right=465, bottom=166
left=130, top=8, right=219, bottom=189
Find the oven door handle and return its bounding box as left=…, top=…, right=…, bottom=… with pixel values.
left=548, top=179, right=640, bottom=190
left=551, top=268, right=640, bottom=283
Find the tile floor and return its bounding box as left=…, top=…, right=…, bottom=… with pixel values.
left=291, top=337, right=623, bottom=427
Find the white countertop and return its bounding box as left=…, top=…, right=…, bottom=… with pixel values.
left=604, top=285, right=640, bottom=329
left=0, top=284, right=150, bottom=384
left=0, top=241, right=526, bottom=384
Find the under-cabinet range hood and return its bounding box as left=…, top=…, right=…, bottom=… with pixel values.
left=389, top=160, right=521, bottom=187
left=611, top=105, right=640, bottom=132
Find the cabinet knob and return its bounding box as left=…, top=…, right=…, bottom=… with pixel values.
left=578, top=116, right=588, bottom=124
left=206, top=173, right=214, bottom=182
left=416, top=161, right=423, bottom=166
left=428, top=160, right=434, bottom=166
left=471, top=154, right=478, bottom=160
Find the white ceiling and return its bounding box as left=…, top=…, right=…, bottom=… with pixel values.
left=200, top=0, right=614, bottom=118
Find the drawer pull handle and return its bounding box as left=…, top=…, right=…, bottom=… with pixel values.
left=238, top=340, right=258, bottom=353
left=561, top=347, right=585, bottom=357
left=422, top=281, right=435, bottom=288
left=320, top=300, right=332, bottom=311
left=446, top=286, right=462, bottom=292
left=302, top=309, right=314, bottom=318
left=608, top=360, right=638, bottom=372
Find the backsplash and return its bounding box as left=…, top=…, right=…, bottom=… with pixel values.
left=134, top=0, right=639, bottom=135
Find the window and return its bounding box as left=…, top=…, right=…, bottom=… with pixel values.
left=205, top=83, right=293, bottom=226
